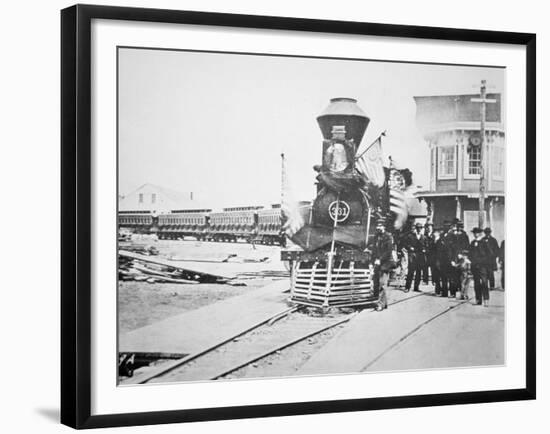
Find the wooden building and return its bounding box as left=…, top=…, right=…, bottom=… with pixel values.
left=414, top=93, right=505, bottom=241
left=119, top=183, right=207, bottom=215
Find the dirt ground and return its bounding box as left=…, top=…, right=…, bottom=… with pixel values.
left=118, top=277, right=281, bottom=334
left=118, top=239, right=287, bottom=334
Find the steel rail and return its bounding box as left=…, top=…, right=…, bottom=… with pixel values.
left=211, top=313, right=357, bottom=380
left=212, top=292, right=427, bottom=380
left=121, top=305, right=299, bottom=385
left=123, top=291, right=427, bottom=385
left=360, top=299, right=468, bottom=371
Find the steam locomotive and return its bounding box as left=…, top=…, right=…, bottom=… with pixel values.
left=281, top=98, right=411, bottom=310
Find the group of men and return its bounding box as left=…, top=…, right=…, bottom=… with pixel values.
left=369, top=217, right=504, bottom=310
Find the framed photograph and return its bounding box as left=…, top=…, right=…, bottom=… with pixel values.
left=61, top=4, right=536, bottom=429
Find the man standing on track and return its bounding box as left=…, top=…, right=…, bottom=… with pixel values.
left=469, top=227, right=493, bottom=307
left=404, top=222, right=427, bottom=292
left=483, top=227, right=500, bottom=290
left=369, top=217, right=395, bottom=311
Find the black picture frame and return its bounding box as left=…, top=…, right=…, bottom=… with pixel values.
left=61, top=4, right=536, bottom=429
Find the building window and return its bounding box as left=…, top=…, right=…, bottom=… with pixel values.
left=151, top=193, right=156, bottom=204
left=437, top=146, right=456, bottom=179
left=467, top=145, right=481, bottom=176
left=138, top=193, right=143, bottom=203
left=493, top=147, right=504, bottom=180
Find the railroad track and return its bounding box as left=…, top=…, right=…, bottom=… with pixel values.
left=121, top=291, right=427, bottom=385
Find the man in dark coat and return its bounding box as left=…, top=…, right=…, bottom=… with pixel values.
left=438, top=220, right=452, bottom=295
left=484, top=227, right=500, bottom=289
left=369, top=218, right=395, bottom=311
left=469, top=227, right=493, bottom=306
left=431, top=229, right=450, bottom=296
left=404, top=222, right=427, bottom=292
left=446, top=220, right=470, bottom=297
left=423, top=223, right=435, bottom=285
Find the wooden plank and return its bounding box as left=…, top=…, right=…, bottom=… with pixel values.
left=120, top=250, right=235, bottom=279
left=295, top=277, right=371, bottom=284
left=120, top=250, right=287, bottom=280
left=294, top=288, right=372, bottom=296
left=295, top=280, right=372, bottom=288
left=295, top=284, right=372, bottom=292
left=293, top=291, right=374, bottom=300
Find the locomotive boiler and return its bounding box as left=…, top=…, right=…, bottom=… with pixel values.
left=281, top=97, right=403, bottom=310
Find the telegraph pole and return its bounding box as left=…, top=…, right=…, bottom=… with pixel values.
left=471, top=80, right=496, bottom=228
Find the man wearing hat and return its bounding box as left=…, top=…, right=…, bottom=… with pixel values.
left=369, top=217, right=395, bottom=311
left=436, top=220, right=453, bottom=295
left=469, top=227, right=493, bottom=306
left=403, top=222, right=427, bottom=292
left=431, top=228, right=450, bottom=296
left=446, top=219, right=470, bottom=297
left=483, top=227, right=500, bottom=290
left=423, top=223, right=435, bottom=286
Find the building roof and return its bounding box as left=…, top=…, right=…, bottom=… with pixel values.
left=119, top=183, right=208, bottom=213
left=414, top=93, right=503, bottom=136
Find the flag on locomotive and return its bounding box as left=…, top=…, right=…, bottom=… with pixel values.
left=281, top=97, right=414, bottom=310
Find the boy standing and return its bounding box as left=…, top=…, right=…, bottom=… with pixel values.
left=456, top=250, right=473, bottom=300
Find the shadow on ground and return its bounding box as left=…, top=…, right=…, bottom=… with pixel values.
left=35, top=408, right=59, bottom=423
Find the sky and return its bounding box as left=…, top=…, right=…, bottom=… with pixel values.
left=118, top=48, right=504, bottom=208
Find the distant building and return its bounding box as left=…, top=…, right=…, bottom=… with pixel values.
left=119, top=183, right=208, bottom=215
left=414, top=93, right=505, bottom=241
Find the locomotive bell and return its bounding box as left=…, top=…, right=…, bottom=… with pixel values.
left=317, top=97, right=370, bottom=146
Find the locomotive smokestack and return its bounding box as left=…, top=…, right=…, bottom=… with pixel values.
left=317, top=97, right=370, bottom=146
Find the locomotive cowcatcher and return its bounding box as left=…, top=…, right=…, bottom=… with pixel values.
left=281, top=97, right=394, bottom=311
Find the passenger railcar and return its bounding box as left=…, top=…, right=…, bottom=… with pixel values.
left=157, top=212, right=209, bottom=240
left=256, top=207, right=283, bottom=245
left=118, top=212, right=154, bottom=233
left=207, top=208, right=258, bottom=242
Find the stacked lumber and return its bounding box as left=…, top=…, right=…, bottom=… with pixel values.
left=119, top=254, right=200, bottom=284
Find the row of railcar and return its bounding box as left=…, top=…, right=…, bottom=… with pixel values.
left=118, top=213, right=153, bottom=227
left=118, top=204, right=307, bottom=246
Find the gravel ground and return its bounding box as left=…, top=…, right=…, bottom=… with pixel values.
left=222, top=322, right=348, bottom=380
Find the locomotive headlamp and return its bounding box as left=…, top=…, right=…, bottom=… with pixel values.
left=331, top=125, right=346, bottom=140
left=325, top=127, right=350, bottom=172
